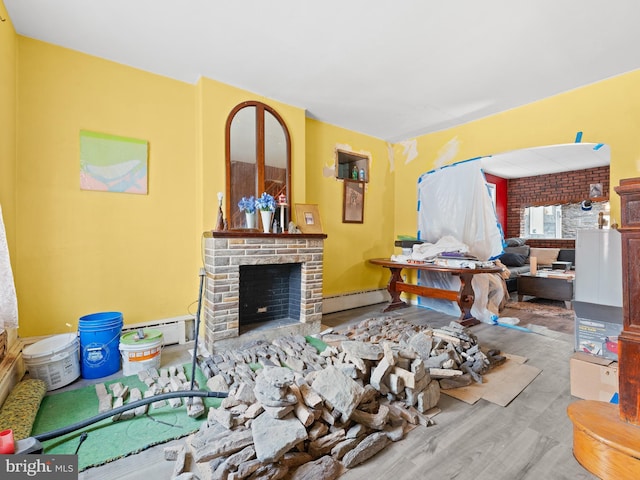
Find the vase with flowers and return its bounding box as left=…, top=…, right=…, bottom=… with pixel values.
left=238, top=196, right=257, bottom=229
left=255, top=192, right=276, bottom=233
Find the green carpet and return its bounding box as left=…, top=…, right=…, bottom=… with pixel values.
left=31, top=365, right=221, bottom=471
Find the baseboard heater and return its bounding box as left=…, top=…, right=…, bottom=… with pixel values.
left=322, top=289, right=389, bottom=314
left=121, top=315, right=195, bottom=346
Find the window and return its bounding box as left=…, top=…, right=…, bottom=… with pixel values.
left=522, top=201, right=609, bottom=239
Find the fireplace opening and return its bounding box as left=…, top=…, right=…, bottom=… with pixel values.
left=239, top=263, right=302, bottom=333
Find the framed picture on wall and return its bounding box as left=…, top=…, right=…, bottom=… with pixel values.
left=294, top=204, right=323, bottom=233
left=343, top=180, right=365, bottom=223
left=590, top=183, right=603, bottom=198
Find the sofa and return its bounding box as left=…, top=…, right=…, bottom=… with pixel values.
left=498, top=238, right=576, bottom=293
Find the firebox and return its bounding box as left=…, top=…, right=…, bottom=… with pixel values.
left=239, top=263, right=301, bottom=327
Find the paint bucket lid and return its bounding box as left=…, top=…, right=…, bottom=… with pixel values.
left=120, top=328, right=163, bottom=346
left=23, top=333, right=78, bottom=360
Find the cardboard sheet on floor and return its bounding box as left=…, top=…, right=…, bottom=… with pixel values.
left=441, top=353, right=541, bottom=406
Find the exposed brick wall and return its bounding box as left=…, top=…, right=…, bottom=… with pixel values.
left=526, top=238, right=576, bottom=249
left=505, top=166, right=609, bottom=248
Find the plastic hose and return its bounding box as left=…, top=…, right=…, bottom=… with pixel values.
left=33, top=390, right=227, bottom=442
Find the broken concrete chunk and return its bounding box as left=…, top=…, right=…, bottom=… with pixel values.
left=262, top=404, right=294, bottom=419
left=97, top=393, right=112, bottom=414
left=429, top=368, right=463, bottom=378
left=308, top=428, right=346, bottom=458
left=172, top=446, right=187, bottom=477
left=388, top=373, right=405, bottom=394
left=225, top=444, right=256, bottom=468
left=187, top=396, right=205, bottom=418
left=369, top=358, right=392, bottom=392
left=251, top=412, right=308, bottom=463
left=163, top=445, right=183, bottom=461
left=193, top=427, right=253, bottom=463
left=408, top=331, right=434, bottom=360
left=416, top=379, right=441, bottom=413
left=439, top=373, right=473, bottom=389
left=383, top=422, right=406, bottom=442
left=350, top=405, right=389, bottom=430
left=341, top=431, right=389, bottom=468
left=311, top=366, right=364, bottom=420
left=392, top=366, right=416, bottom=389
left=233, top=382, right=256, bottom=404
left=299, top=383, right=323, bottom=409
left=278, top=451, right=313, bottom=468
left=95, top=383, right=108, bottom=397
left=289, top=455, right=342, bottom=480
left=254, top=367, right=297, bottom=407
left=340, top=340, right=383, bottom=361
left=243, top=402, right=264, bottom=419
left=208, top=406, right=234, bottom=429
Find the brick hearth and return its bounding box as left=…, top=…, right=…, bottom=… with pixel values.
left=202, top=231, right=327, bottom=352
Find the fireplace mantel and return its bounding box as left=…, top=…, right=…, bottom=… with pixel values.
left=205, top=231, right=327, bottom=240
left=202, top=230, right=327, bottom=352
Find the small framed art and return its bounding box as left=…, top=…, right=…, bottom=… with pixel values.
left=294, top=204, right=323, bottom=233
left=343, top=180, right=365, bottom=223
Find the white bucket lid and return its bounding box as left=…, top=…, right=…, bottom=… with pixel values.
left=23, top=333, right=78, bottom=360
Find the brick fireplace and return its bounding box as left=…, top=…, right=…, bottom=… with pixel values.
left=202, top=231, right=326, bottom=352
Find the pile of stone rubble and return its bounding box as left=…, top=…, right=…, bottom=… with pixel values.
left=95, top=364, right=196, bottom=417
left=156, top=317, right=506, bottom=479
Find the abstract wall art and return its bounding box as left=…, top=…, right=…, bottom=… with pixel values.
left=80, top=130, right=148, bottom=194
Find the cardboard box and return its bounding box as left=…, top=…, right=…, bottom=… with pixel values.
left=574, top=301, right=622, bottom=361
left=570, top=352, right=618, bottom=402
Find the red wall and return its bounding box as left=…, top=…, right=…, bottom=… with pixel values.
left=485, top=173, right=508, bottom=234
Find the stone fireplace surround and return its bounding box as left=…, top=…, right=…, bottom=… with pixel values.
left=202, top=231, right=326, bottom=352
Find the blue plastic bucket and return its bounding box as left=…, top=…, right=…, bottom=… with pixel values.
left=78, top=311, right=123, bottom=379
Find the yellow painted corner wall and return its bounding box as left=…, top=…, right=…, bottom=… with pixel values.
left=16, top=37, right=200, bottom=337
left=0, top=0, right=16, bottom=258
left=394, top=69, right=640, bottom=236
left=196, top=77, right=307, bottom=231
left=305, top=119, right=394, bottom=295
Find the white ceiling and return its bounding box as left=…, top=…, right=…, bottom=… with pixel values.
left=480, top=143, right=610, bottom=179
left=5, top=0, right=633, bottom=175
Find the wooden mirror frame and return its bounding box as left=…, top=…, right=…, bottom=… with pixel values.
left=225, top=101, right=292, bottom=229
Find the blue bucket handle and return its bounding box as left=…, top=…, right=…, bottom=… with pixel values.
left=78, top=328, right=122, bottom=355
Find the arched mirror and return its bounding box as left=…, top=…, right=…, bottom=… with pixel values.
left=226, top=101, right=291, bottom=229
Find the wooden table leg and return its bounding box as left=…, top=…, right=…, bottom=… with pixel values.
left=382, top=266, right=409, bottom=312
left=457, top=272, right=480, bottom=327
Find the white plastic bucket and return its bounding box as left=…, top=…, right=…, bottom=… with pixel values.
left=119, top=328, right=163, bottom=376
left=23, top=333, right=81, bottom=391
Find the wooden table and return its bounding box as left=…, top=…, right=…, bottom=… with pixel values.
left=369, top=258, right=503, bottom=326
left=517, top=271, right=574, bottom=309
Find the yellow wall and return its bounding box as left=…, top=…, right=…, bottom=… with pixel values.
left=394, top=70, right=640, bottom=236
left=196, top=77, right=307, bottom=233
left=305, top=120, right=394, bottom=294
left=7, top=14, right=640, bottom=338
left=11, top=37, right=310, bottom=338
left=16, top=38, right=200, bottom=336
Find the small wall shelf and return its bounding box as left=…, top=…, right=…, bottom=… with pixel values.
left=336, top=149, right=369, bottom=183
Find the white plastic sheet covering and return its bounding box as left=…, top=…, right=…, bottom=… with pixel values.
left=416, top=159, right=504, bottom=323
left=0, top=205, right=18, bottom=329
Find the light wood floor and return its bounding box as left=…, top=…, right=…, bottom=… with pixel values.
left=77, top=302, right=597, bottom=480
